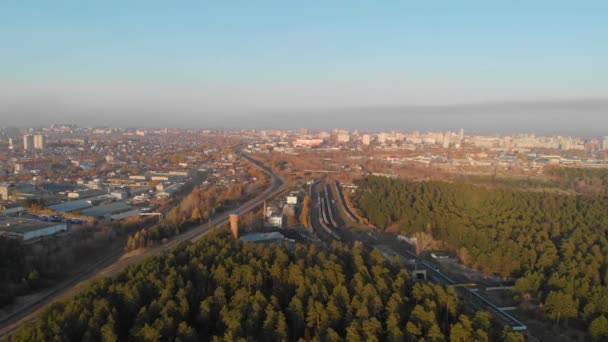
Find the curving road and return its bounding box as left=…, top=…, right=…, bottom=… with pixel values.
left=0, top=151, right=284, bottom=339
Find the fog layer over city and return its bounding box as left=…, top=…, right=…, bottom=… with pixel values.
left=1, top=98, right=607, bottom=136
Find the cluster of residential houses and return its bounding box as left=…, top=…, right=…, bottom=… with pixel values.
left=264, top=191, right=301, bottom=229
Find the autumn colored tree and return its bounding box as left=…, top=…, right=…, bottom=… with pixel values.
left=191, top=207, right=202, bottom=224
left=299, top=195, right=311, bottom=228
left=545, top=291, right=578, bottom=326
left=589, top=315, right=608, bottom=341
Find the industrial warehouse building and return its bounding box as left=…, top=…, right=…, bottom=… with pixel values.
left=0, top=217, right=67, bottom=241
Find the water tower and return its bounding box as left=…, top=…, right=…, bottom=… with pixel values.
left=229, top=214, right=239, bottom=239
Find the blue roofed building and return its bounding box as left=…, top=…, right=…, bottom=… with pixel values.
left=239, top=231, right=285, bottom=244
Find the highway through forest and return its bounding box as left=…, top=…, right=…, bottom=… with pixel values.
left=0, top=151, right=285, bottom=339
left=309, top=180, right=341, bottom=241
left=308, top=178, right=527, bottom=333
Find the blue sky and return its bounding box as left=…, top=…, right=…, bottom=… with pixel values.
left=0, top=1, right=607, bottom=122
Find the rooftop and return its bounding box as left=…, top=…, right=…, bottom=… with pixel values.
left=49, top=200, right=93, bottom=212
left=81, top=201, right=132, bottom=218
left=0, top=217, right=62, bottom=234
left=239, top=231, right=285, bottom=243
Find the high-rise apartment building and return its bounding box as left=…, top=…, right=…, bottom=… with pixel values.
left=443, top=132, right=451, bottom=148
left=337, top=133, right=350, bottom=142
left=602, top=136, right=608, bottom=150
left=23, top=134, right=34, bottom=151
left=362, top=134, right=371, bottom=145
left=318, top=131, right=330, bottom=139
left=377, top=133, right=387, bottom=144
left=34, top=134, right=45, bottom=150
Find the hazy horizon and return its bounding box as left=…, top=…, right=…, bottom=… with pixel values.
left=1, top=97, right=608, bottom=136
